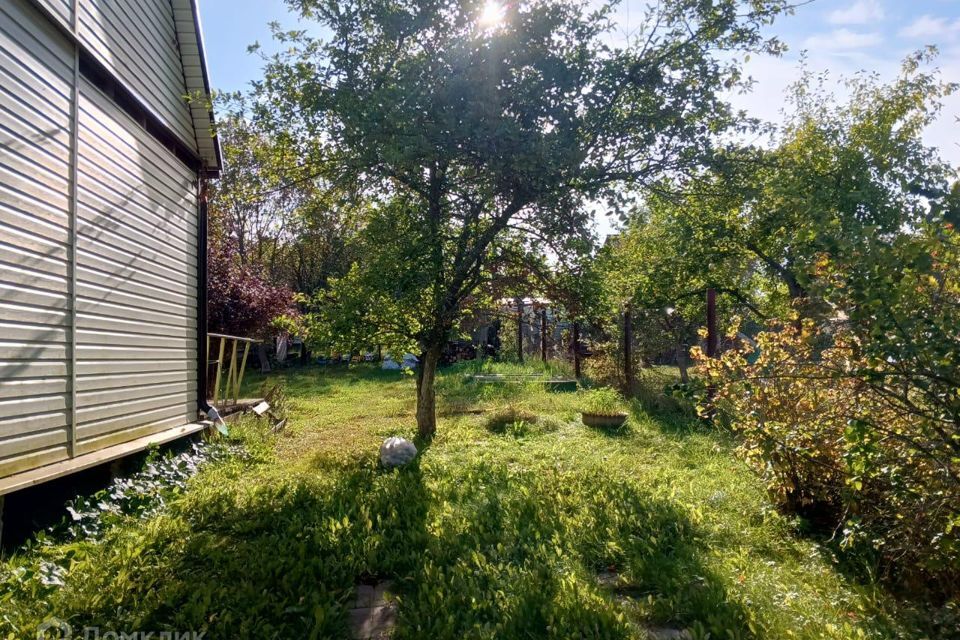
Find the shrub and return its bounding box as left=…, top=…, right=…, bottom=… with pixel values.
left=696, top=320, right=960, bottom=596
left=207, top=237, right=298, bottom=339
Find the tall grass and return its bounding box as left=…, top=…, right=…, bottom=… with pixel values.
left=0, top=364, right=944, bottom=639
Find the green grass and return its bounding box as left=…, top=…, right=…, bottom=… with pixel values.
left=0, top=362, right=937, bottom=639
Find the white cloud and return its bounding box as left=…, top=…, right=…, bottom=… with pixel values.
left=898, top=15, right=960, bottom=39
left=827, top=0, right=885, bottom=25
left=803, top=29, right=883, bottom=51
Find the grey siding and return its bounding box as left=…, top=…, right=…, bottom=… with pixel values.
left=75, top=78, right=198, bottom=456
left=0, top=0, right=75, bottom=477
left=34, top=0, right=73, bottom=28
left=171, top=0, right=218, bottom=170
left=0, top=0, right=202, bottom=480
left=77, top=0, right=198, bottom=153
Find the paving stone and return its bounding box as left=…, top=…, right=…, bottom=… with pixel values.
left=349, top=603, right=397, bottom=639
left=354, top=584, right=377, bottom=608
left=349, top=580, right=397, bottom=639
left=646, top=627, right=691, bottom=640
left=596, top=570, right=620, bottom=588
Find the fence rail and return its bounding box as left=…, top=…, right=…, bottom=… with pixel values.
left=207, top=333, right=257, bottom=406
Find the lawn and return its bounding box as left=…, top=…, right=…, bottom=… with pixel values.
left=1, top=362, right=931, bottom=639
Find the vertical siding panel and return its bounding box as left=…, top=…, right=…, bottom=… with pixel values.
left=0, top=0, right=74, bottom=477
left=74, top=77, right=198, bottom=451
left=2, top=0, right=203, bottom=483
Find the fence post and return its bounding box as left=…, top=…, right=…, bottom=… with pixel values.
left=623, top=303, right=633, bottom=392
left=516, top=298, right=524, bottom=363
left=540, top=308, right=548, bottom=362
left=573, top=321, right=581, bottom=379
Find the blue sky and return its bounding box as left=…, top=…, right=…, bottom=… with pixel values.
left=198, top=0, right=960, bottom=168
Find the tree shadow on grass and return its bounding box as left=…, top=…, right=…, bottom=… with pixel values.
left=389, top=462, right=755, bottom=640
left=48, top=459, right=429, bottom=639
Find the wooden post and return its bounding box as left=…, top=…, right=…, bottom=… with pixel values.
left=213, top=336, right=226, bottom=404
left=234, top=341, right=251, bottom=404
left=623, top=304, right=633, bottom=392
left=226, top=339, right=239, bottom=405
left=516, top=298, right=524, bottom=363
left=540, top=308, right=548, bottom=362
left=573, top=321, right=582, bottom=379
left=705, top=288, right=718, bottom=422
left=706, top=288, right=718, bottom=358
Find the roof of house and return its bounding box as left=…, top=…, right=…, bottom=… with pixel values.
left=172, top=0, right=222, bottom=176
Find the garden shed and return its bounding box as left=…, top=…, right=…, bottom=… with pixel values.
left=0, top=0, right=220, bottom=495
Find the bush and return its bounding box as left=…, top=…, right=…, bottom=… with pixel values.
left=207, top=238, right=298, bottom=339
left=696, top=320, right=960, bottom=596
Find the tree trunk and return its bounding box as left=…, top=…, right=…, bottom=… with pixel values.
left=257, top=343, right=271, bottom=374
left=706, top=288, right=718, bottom=358
left=676, top=342, right=690, bottom=384
left=416, top=342, right=443, bottom=439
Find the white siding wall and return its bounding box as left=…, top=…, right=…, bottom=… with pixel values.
left=0, top=0, right=200, bottom=479
left=0, top=0, right=75, bottom=477
left=75, top=78, right=198, bottom=455
left=78, top=0, right=198, bottom=153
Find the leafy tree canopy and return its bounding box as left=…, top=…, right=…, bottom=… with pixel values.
left=239, top=0, right=791, bottom=436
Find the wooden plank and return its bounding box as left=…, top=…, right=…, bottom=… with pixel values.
left=235, top=342, right=251, bottom=404
left=0, top=421, right=208, bottom=494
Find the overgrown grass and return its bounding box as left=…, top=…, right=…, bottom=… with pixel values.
left=1, top=362, right=946, bottom=639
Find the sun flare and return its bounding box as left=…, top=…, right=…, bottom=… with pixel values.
left=479, top=0, right=506, bottom=27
